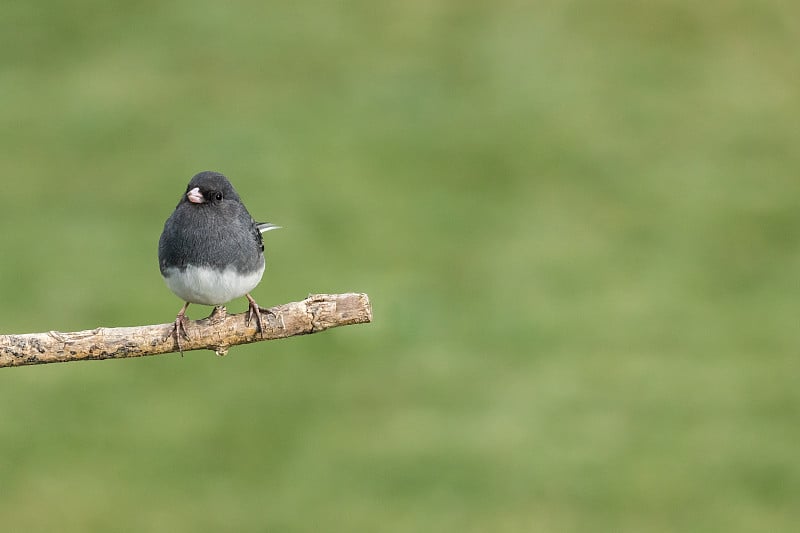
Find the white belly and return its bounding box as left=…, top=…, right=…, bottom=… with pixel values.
left=163, top=264, right=265, bottom=306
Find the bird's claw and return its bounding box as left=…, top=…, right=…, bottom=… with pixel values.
left=170, top=303, right=191, bottom=356
left=245, top=294, right=273, bottom=338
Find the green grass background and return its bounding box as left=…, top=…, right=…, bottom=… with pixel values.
left=0, top=1, right=798, bottom=531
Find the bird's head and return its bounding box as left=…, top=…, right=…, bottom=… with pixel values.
left=183, top=171, right=240, bottom=206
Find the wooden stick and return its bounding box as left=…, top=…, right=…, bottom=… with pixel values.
left=0, top=293, right=372, bottom=368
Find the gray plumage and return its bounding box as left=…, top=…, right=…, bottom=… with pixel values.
left=158, top=171, right=279, bottom=307
left=159, top=171, right=263, bottom=275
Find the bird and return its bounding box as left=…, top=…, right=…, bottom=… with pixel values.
left=158, top=171, right=280, bottom=352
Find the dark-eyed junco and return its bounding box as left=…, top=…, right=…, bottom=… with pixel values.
left=158, top=171, right=280, bottom=351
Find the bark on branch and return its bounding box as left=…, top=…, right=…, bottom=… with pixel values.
left=0, top=293, right=372, bottom=368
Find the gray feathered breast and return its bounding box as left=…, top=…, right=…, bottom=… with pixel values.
left=158, top=197, right=265, bottom=275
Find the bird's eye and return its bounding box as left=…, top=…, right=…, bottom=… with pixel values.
left=215, top=192, right=223, bottom=201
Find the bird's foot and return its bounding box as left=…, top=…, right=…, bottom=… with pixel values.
left=245, top=293, right=273, bottom=338
left=170, top=302, right=191, bottom=356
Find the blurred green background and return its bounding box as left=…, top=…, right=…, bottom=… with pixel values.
left=0, top=1, right=798, bottom=531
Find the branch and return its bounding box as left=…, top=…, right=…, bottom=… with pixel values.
left=0, top=293, right=372, bottom=368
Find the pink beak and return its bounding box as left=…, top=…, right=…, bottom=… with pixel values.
left=186, top=187, right=205, bottom=204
